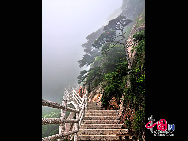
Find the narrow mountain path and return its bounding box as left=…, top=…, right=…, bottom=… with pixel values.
left=78, top=102, right=131, bottom=141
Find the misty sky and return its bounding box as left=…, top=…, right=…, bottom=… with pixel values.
left=42, top=0, right=122, bottom=102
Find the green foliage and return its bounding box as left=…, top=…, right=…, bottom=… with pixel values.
left=78, top=27, right=103, bottom=69
left=102, top=60, right=128, bottom=108
left=42, top=112, right=60, bottom=118
left=123, top=30, right=145, bottom=139
left=102, top=45, right=125, bottom=73
left=42, top=125, right=59, bottom=138
left=92, top=15, right=132, bottom=50
left=92, top=31, right=116, bottom=49
left=86, top=66, right=103, bottom=91
left=101, top=43, right=123, bottom=55
left=101, top=43, right=111, bottom=55
left=78, top=14, right=133, bottom=86
left=80, top=42, right=126, bottom=93
left=132, top=109, right=145, bottom=139
left=42, top=107, right=61, bottom=118
left=77, top=70, right=88, bottom=84
left=103, top=15, right=133, bottom=31
left=42, top=107, right=72, bottom=139
left=42, top=107, right=61, bottom=138
left=133, top=31, right=145, bottom=42
left=78, top=53, right=96, bottom=68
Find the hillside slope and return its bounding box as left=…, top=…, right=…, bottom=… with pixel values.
left=87, top=9, right=145, bottom=140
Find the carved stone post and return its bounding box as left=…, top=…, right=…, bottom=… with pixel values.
left=74, top=105, right=79, bottom=141
left=83, top=95, right=86, bottom=118
left=85, top=90, right=88, bottom=110
left=58, top=100, right=67, bottom=141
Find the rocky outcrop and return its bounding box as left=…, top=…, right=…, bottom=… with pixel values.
left=127, top=12, right=145, bottom=66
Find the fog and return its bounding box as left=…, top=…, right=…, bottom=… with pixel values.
left=42, top=0, right=122, bottom=102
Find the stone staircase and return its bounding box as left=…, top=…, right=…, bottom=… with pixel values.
left=78, top=102, right=130, bottom=140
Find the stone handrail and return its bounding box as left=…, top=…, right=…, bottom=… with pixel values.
left=42, top=85, right=88, bottom=141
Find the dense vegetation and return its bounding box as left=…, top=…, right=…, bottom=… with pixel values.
left=78, top=28, right=145, bottom=140
left=123, top=30, right=145, bottom=140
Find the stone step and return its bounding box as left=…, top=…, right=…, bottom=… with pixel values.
left=78, top=135, right=129, bottom=141
left=83, top=120, right=120, bottom=124
left=84, top=116, right=117, bottom=120
left=87, top=102, right=98, bottom=105
left=87, top=104, right=99, bottom=106
left=87, top=107, right=101, bottom=110
left=86, top=110, right=120, bottom=114
left=80, top=124, right=123, bottom=129
left=78, top=129, right=128, bottom=135
left=87, top=103, right=98, bottom=106
left=85, top=112, right=118, bottom=116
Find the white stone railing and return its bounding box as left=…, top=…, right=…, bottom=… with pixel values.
left=42, top=85, right=88, bottom=141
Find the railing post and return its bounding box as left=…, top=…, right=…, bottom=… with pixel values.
left=85, top=90, right=88, bottom=110
left=83, top=95, right=86, bottom=118
left=64, top=100, right=68, bottom=131
left=58, top=100, right=67, bottom=141
left=74, top=105, right=79, bottom=141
